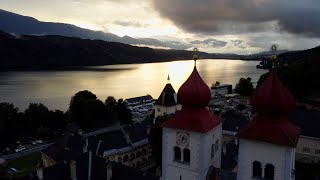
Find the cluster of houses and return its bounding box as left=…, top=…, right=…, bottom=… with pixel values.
left=8, top=60, right=317, bottom=180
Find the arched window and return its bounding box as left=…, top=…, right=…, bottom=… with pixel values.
left=118, top=157, right=123, bottom=163
left=174, top=146, right=181, bottom=161
left=183, top=148, right=190, bottom=163
left=142, top=158, right=146, bottom=165
left=137, top=161, right=141, bottom=167
left=265, top=164, right=275, bottom=180
left=211, top=144, right=215, bottom=159
left=130, top=153, right=135, bottom=160
left=252, top=161, right=262, bottom=178
left=136, top=151, right=141, bottom=158
left=142, top=149, right=147, bottom=156
left=123, top=155, right=129, bottom=162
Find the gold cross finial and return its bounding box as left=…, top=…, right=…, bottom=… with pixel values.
left=271, top=44, right=277, bottom=68
left=193, top=48, right=199, bottom=66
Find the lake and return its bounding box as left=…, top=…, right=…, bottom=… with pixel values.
left=0, top=59, right=267, bottom=111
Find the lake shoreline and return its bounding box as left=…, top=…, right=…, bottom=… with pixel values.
left=0, top=58, right=260, bottom=72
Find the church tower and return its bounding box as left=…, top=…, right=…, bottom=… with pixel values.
left=161, top=51, right=222, bottom=180
left=237, top=49, right=300, bottom=180
left=154, top=75, right=181, bottom=119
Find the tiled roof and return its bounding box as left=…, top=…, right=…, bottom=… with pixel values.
left=43, top=153, right=107, bottom=180
left=240, top=69, right=300, bottom=147
left=162, top=66, right=222, bottom=133
left=155, top=83, right=177, bottom=106
left=122, top=124, right=148, bottom=143
left=111, top=162, right=159, bottom=180
left=125, top=95, right=153, bottom=104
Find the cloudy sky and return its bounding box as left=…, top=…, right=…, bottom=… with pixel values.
left=1, top=0, right=319, bottom=54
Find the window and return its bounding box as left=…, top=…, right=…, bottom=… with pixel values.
left=142, top=149, right=147, bottom=156
left=174, top=146, right=181, bottom=161
left=303, top=147, right=310, bottom=153
left=123, top=155, right=129, bottom=162
left=215, top=140, right=219, bottom=151
left=265, top=164, right=275, bottom=180
left=157, top=108, right=160, bottom=112
left=137, top=161, right=141, bottom=167
left=252, top=161, right=262, bottom=178
left=315, top=149, right=320, bottom=154
left=136, top=151, right=141, bottom=158
left=211, top=144, right=215, bottom=159
left=183, top=148, right=190, bottom=163
left=130, top=153, right=135, bottom=160
left=118, top=157, right=123, bottom=163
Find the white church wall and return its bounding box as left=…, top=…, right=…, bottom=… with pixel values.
left=155, top=104, right=182, bottom=118
left=237, top=139, right=295, bottom=180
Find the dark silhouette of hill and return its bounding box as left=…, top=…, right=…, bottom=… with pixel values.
left=258, top=45, right=320, bottom=98
left=0, top=30, right=224, bottom=70
left=0, top=9, right=190, bottom=50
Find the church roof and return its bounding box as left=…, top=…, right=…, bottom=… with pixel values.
left=239, top=69, right=300, bottom=147
left=177, top=66, right=211, bottom=107
left=155, top=83, right=177, bottom=106
left=162, top=65, right=221, bottom=133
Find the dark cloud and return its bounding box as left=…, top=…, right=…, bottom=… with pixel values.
left=113, top=20, right=144, bottom=27
left=230, top=40, right=247, bottom=49
left=191, top=38, right=227, bottom=48
left=152, top=0, right=320, bottom=37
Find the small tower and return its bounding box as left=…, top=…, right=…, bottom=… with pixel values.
left=154, top=75, right=181, bottom=119
left=237, top=48, right=300, bottom=180
left=161, top=49, right=222, bottom=180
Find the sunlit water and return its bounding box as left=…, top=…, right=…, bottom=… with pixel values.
left=0, top=60, right=267, bottom=111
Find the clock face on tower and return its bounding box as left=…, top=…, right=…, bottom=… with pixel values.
left=176, top=132, right=190, bottom=147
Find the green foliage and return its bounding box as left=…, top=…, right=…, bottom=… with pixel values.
left=116, top=99, right=133, bottom=125
left=235, top=77, right=254, bottom=96
left=24, top=103, right=50, bottom=134
left=0, top=102, right=19, bottom=147
left=69, top=90, right=109, bottom=130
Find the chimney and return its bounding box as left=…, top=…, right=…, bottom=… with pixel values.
left=96, top=140, right=102, bottom=155
left=70, top=160, right=77, bottom=180
left=83, top=138, right=88, bottom=153
left=125, top=133, right=131, bottom=145
left=36, top=164, right=43, bottom=180
left=106, top=163, right=113, bottom=180
left=88, top=151, right=92, bottom=180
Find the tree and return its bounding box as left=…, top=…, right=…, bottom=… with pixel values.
left=116, top=99, right=133, bottom=125
left=214, top=81, right=221, bottom=86
left=69, top=90, right=109, bottom=130
left=24, top=103, right=50, bottom=136
left=0, top=102, right=19, bottom=147
left=235, top=77, right=254, bottom=96
left=105, top=96, right=117, bottom=120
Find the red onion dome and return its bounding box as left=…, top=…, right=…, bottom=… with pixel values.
left=177, top=66, right=211, bottom=107
left=251, top=69, right=295, bottom=116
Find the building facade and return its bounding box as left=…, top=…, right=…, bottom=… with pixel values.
left=161, top=66, right=222, bottom=180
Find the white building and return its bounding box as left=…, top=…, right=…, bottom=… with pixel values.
left=161, top=66, right=222, bottom=180
left=237, top=68, right=300, bottom=180
left=211, top=84, right=232, bottom=98
left=154, top=75, right=181, bottom=119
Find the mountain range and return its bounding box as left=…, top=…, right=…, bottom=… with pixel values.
left=1, top=30, right=241, bottom=70
left=0, top=9, right=191, bottom=50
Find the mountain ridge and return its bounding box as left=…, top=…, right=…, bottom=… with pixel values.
left=0, top=9, right=191, bottom=50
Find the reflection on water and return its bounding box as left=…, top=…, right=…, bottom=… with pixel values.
left=0, top=60, right=267, bottom=111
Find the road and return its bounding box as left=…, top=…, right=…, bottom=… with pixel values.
left=0, top=142, right=54, bottom=160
